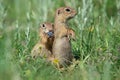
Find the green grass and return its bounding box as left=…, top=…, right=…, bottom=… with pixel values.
left=0, top=0, right=120, bottom=80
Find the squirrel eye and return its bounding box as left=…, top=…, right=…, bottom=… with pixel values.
left=65, top=8, right=71, bottom=12
left=42, top=24, right=45, bottom=27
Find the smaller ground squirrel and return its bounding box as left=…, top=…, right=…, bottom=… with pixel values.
left=52, top=6, right=77, bottom=68
left=31, top=22, right=54, bottom=60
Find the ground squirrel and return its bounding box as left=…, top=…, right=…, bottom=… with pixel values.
left=31, top=22, right=54, bottom=60
left=52, top=7, right=77, bottom=68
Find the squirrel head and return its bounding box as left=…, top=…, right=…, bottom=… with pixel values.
left=39, top=22, right=54, bottom=38
left=55, top=7, right=77, bottom=22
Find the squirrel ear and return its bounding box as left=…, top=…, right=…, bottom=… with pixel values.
left=52, top=23, right=54, bottom=27
left=57, top=9, right=61, bottom=15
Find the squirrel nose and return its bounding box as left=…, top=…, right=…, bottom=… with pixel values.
left=71, top=9, right=77, bottom=16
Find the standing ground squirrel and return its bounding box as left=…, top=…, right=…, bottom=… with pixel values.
left=31, top=22, right=54, bottom=60
left=52, top=7, right=77, bottom=68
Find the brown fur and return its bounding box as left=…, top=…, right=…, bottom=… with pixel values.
left=52, top=7, right=77, bottom=67
left=31, top=22, right=54, bottom=60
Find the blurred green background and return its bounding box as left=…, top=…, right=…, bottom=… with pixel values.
left=0, top=0, right=120, bottom=80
